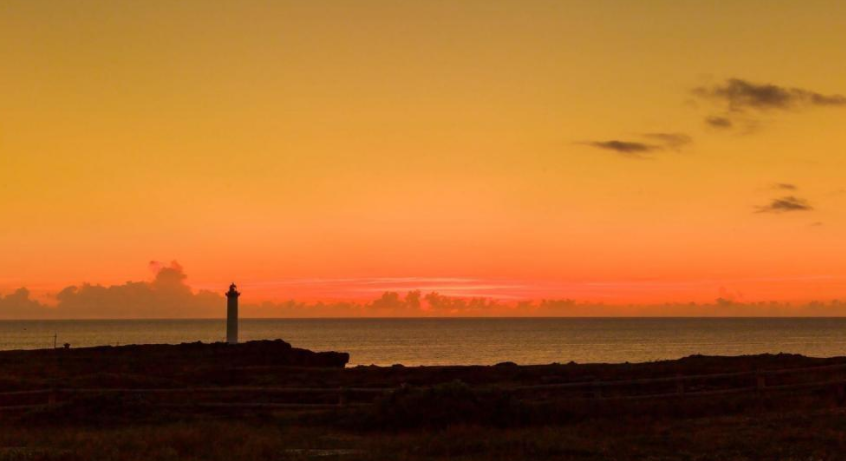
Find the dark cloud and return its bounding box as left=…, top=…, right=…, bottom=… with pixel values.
left=6, top=272, right=846, bottom=318
left=0, top=264, right=504, bottom=319
left=705, top=116, right=733, bottom=129
left=756, top=196, right=814, bottom=213
left=423, top=292, right=501, bottom=315
left=586, top=140, right=658, bottom=157
left=0, top=288, right=49, bottom=320
left=773, top=183, right=797, bottom=191
left=0, top=262, right=223, bottom=319
left=694, top=78, right=846, bottom=112
left=584, top=133, right=692, bottom=159
left=642, top=132, right=692, bottom=150
left=54, top=261, right=221, bottom=318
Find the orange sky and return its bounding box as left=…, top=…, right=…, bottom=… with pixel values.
left=2, top=1, right=846, bottom=313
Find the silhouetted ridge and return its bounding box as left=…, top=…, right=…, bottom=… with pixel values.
left=0, top=339, right=349, bottom=370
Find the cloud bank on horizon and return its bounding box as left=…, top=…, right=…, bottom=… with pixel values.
left=3, top=263, right=846, bottom=319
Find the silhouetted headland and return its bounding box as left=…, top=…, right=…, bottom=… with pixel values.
left=0, top=339, right=350, bottom=372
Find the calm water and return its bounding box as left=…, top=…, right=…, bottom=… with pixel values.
left=2, top=318, right=846, bottom=366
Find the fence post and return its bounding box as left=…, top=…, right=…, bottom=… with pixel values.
left=675, top=375, right=684, bottom=395
left=48, top=389, right=57, bottom=406
left=756, top=371, right=766, bottom=392
left=338, top=388, right=347, bottom=407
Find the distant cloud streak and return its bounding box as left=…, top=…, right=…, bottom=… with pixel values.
left=584, top=133, right=692, bottom=159
left=642, top=132, right=692, bottom=150
left=586, top=140, right=658, bottom=158
left=6, top=265, right=846, bottom=318
left=756, top=196, right=814, bottom=213
left=705, top=116, right=733, bottom=129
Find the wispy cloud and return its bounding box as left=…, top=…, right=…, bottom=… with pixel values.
left=8, top=267, right=846, bottom=318
left=694, top=78, right=846, bottom=112
left=585, top=140, right=658, bottom=158
left=642, top=132, right=692, bottom=150
left=693, top=78, right=846, bottom=132
left=583, top=133, right=692, bottom=159
left=773, top=183, right=798, bottom=191
left=705, top=116, right=733, bottom=129
left=756, top=196, right=814, bottom=213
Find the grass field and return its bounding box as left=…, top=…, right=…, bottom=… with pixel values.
left=3, top=343, right=846, bottom=460
left=5, top=409, right=846, bottom=460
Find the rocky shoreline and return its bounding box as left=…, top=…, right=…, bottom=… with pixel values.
left=0, top=339, right=350, bottom=373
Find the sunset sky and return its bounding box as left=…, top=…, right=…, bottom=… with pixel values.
left=2, top=1, right=846, bottom=314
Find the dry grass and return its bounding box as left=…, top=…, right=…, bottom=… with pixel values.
left=4, top=409, right=846, bottom=460
left=4, top=350, right=846, bottom=459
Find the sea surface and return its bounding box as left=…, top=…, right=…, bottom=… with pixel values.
left=2, top=318, right=846, bottom=366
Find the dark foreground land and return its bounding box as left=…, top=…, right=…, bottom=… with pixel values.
left=3, top=341, right=846, bottom=460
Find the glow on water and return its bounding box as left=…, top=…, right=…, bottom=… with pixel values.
left=2, top=318, right=846, bottom=366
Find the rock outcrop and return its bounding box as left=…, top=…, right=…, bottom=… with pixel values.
left=0, top=339, right=350, bottom=375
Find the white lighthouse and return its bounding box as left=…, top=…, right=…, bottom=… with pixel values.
left=226, top=283, right=240, bottom=344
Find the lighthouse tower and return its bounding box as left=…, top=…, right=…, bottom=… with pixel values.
left=226, top=283, right=240, bottom=344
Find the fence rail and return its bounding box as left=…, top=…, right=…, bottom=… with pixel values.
left=2, top=362, right=846, bottom=411
left=39, top=386, right=393, bottom=395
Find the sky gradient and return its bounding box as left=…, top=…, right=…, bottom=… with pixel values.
left=2, top=1, right=846, bottom=315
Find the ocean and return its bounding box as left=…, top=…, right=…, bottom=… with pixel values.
left=2, top=318, right=846, bottom=366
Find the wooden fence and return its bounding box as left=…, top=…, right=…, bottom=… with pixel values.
left=2, top=362, right=846, bottom=412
